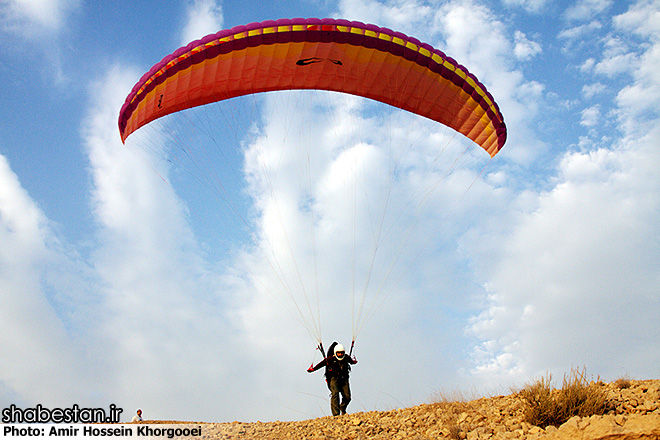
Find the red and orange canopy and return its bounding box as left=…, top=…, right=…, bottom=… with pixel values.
left=118, top=18, right=506, bottom=156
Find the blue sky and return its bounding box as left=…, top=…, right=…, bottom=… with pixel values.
left=1, top=0, right=659, bottom=423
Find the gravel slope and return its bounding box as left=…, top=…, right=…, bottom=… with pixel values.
left=138, top=379, right=660, bottom=439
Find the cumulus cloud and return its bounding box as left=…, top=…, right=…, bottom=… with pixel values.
left=513, top=31, right=542, bottom=60
left=338, top=0, right=434, bottom=35
left=501, top=0, right=549, bottom=14
left=1, top=0, right=79, bottom=36
left=614, top=0, right=660, bottom=38
left=180, top=0, right=223, bottom=45
left=564, top=0, right=613, bottom=22
left=558, top=20, right=604, bottom=43
left=468, top=135, right=660, bottom=384
left=580, top=105, right=601, bottom=127
left=85, top=63, right=462, bottom=422
left=81, top=65, right=255, bottom=421
left=0, top=0, right=81, bottom=84
left=0, top=59, right=257, bottom=421
left=214, top=86, right=497, bottom=416
left=431, top=0, right=547, bottom=164
left=0, top=153, right=94, bottom=406
left=466, top=0, right=660, bottom=386
left=582, top=82, right=607, bottom=99
left=611, top=0, right=660, bottom=131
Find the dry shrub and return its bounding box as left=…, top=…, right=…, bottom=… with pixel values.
left=559, top=367, right=610, bottom=418
left=430, top=388, right=480, bottom=405
left=518, top=373, right=556, bottom=427
left=614, top=376, right=632, bottom=389
left=519, top=367, right=610, bottom=428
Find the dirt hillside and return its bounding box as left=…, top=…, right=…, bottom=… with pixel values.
left=160, top=379, right=660, bottom=439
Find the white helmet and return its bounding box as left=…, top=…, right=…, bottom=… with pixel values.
left=334, top=344, right=346, bottom=360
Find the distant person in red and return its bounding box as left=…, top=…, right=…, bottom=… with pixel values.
left=307, top=342, right=357, bottom=416
left=131, top=409, right=143, bottom=422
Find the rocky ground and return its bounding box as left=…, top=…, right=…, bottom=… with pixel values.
left=163, top=379, right=660, bottom=439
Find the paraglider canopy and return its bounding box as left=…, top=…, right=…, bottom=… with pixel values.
left=117, top=17, right=507, bottom=348
left=118, top=18, right=506, bottom=155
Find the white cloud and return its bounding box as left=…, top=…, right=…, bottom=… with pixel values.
left=1, top=0, right=78, bottom=36
left=614, top=0, right=660, bottom=38
left=81, top=65, right=255, bottom=421
left=513, top=31, right=542, bottom=60
left=430, top=0, right=548, bottom=164
left=468, top=136, right=660, bottom=383
left=180, top=0, right=224, bottom=46
left=0, top=153, right=95, bottom=406
left=436, top=1, right=510, bottom=68
left=580, top=105, right=601, bottom=127
left=582, top=82, right=606, bottom=99
left=501, top=0, right=549, bottom=14
left=592, top=36, right=639, bottom=77
left=337, top=0, right=434, bottom=35
left=1, top=0, right=80, bottom=84
left=227, top=89, right=492, bottom=414
left=558, top=20, right=604, bottom=54
left=466, top=0, right=660, bottom=386
left=564, top=0, right=613, bottom=22
left=83, top=65, right=463, bottom=422
left=611, top=0, right=660, bottom=133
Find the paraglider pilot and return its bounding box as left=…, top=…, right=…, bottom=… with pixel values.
left=307, top=342, right=357, bottom=416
